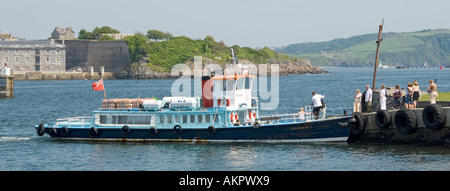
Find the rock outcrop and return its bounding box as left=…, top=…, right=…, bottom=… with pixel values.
left=129, top=58, right=328, bottom=79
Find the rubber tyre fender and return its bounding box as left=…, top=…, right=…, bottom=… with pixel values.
left=61, top=126, right=69, bottom=136
left=351, top=112, right=365, bottom=135
left=252, top=122, right=261, bottom=129
left=207, top=125, right=216, bottom=134
left=375, top=110, right=391, bottom=129
left=173, top=125, right=183, bottom=134
left=422, top=104, right=446, bottom=130
left=88, top=127, right=99, bottom=138
left=149, top=127, right=158, bottom=137
left=122, top=125, right=130, bottom=135
left=36, top=123, right=46, bottom=136
left=49, top=128, right=58, bottom=138
left=394, top=109, right=417, bottom=134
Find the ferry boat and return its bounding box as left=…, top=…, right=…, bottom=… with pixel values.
left=34, top=63, right=354, bottom=142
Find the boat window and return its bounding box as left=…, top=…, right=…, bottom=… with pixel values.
left=205, top=115, right=211, bottom=123
left=245, top=77, right=251, bottom=89
left=100, top=115, right=107, bottom=124
left=134, top=116, right=151, bottom=125
left=160, top=115, right=165, bottom=124
left=112, top=115, right=118, bottom=124
left=236, top=78, right=245, bottom=90
left=212, top=114, right=218, bottom=123
left=225, top=80, right=234, bottom=91
left=182, top=115, right=188, bottom=123
left=197, top=115, right=203, bottom=123
left=238, top=111, right=245, bottom=122
left=175, top=115, right=179, bottom=123
left=167, top=115, right=173, bottom=123
left=190, top=115, right=195, bottom=123
left=118, top=116, right=130, bottom=124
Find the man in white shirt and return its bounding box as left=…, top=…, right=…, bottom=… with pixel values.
left=311, top=91, right=325, bottom=119
left=365, top=85, right=373, bottom=113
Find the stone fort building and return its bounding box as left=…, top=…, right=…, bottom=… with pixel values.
left=0, top=39, right=66, bottom=73
left=62, top=40, right=130, bottom=73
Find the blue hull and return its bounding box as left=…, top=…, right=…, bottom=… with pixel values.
left=36, top=116, right=352, bottom=142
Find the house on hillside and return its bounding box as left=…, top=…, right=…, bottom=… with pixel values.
left=98, top=33, right=133, bottom=40
left=0, top=33, right=18, bottom=41
left=51, top=26, right=75, bottom=40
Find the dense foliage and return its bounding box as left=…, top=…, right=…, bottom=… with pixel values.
left=124, top=34, right=291, bottom=72
left=78, top=26, right=120, bottom=40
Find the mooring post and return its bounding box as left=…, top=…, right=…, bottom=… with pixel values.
left=0, top=65, right=14, bottom=98
left=372, top=19, right=384, bottom=90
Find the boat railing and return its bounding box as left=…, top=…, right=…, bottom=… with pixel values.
left=259, top=106, right=314, bottom=124
left=55, top=116, right=92, bottom=128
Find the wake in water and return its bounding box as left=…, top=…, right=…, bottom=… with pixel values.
left=0, top=136, right=31, bottom=142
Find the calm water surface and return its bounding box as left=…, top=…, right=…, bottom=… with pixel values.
left=1, top=67, right=449, bottom=171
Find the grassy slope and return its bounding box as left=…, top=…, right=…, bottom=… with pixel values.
left=280, top=29, right=450, bottom=67
left=419, top=92, right=450, bottom=101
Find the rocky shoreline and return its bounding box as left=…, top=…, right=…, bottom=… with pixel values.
left=12, top=58, right=328, bottom=80
left=129, top=58, right=328, bottom=79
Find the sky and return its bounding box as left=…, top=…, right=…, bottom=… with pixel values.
left=1, top=0, right=450, bottom=48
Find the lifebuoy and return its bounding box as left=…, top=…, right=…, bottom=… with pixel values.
left=173, top=125, right=183, bottom=134
left=49, top=128, right=58, bottom=138
left=36, top=123, right=45, bottom=136
left=230, top=113, right=238, bottom=123
left=149, top=127, right=158, bottom=137
left=394, top=109, right=416, bottom=134
left=88, top=127, right=99, bottom=138
left=208, top=125, right=216, bottom=134
left=351, top=112, right=365, bottom=135
left=252, top=121, right=261, bottom=129
left=249, top=111, right=256, bottom=120
left=375, top=110, right=391, bottom=129
left=218, top=98, right=230, bottom=106
left=61, top=126, right=69, bottom=136
left=422, top=104, right=446, bottom=130
left=122, top=125, right=130, bottom=135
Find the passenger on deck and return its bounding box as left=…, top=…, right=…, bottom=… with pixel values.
left=297, top=108, right=305, bottom=121
left=244, top=117, right=252, bottom=126
left=311, top=91, right=325, bottom=119
left=234, top=119, right=241, bottom=126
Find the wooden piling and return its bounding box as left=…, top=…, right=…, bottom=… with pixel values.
left=0, top=76, right=14, bottom=98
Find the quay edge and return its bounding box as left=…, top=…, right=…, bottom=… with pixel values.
left=348, top=104, right=450, bottom=146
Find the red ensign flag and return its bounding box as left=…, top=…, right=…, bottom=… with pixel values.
left=92, top=79, right=104, bottom=91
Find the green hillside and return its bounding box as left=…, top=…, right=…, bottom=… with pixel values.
left=276, top=29, right=450, bottom=67
left=124, top=33, right=292, bottom=72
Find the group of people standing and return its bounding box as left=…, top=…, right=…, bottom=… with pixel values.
left=353, top=79, right=439, bottom=113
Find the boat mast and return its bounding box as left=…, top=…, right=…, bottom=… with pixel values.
left=372, top=19, right=384, bottom=90
left=231, top=48, right=236, bottom=65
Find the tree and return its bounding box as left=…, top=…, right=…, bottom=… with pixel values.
left=78, top=29, right=95, bottom=39
left=124, top=33, right=149, bottom=63
left=98, top=35, right=114, bottom=41
left=147, top=30, right=166, bottom=41
left=93, top=26, right=120, bottom=37
left=164, top=32, right=173, bottom=40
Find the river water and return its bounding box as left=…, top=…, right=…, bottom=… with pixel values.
left=1, top=67, right=449, bottom=171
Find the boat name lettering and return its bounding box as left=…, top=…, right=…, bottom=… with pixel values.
left=290, top=126, right=312, bottom=130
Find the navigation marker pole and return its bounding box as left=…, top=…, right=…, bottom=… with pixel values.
left=372, top=19, right=384, bottom=90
